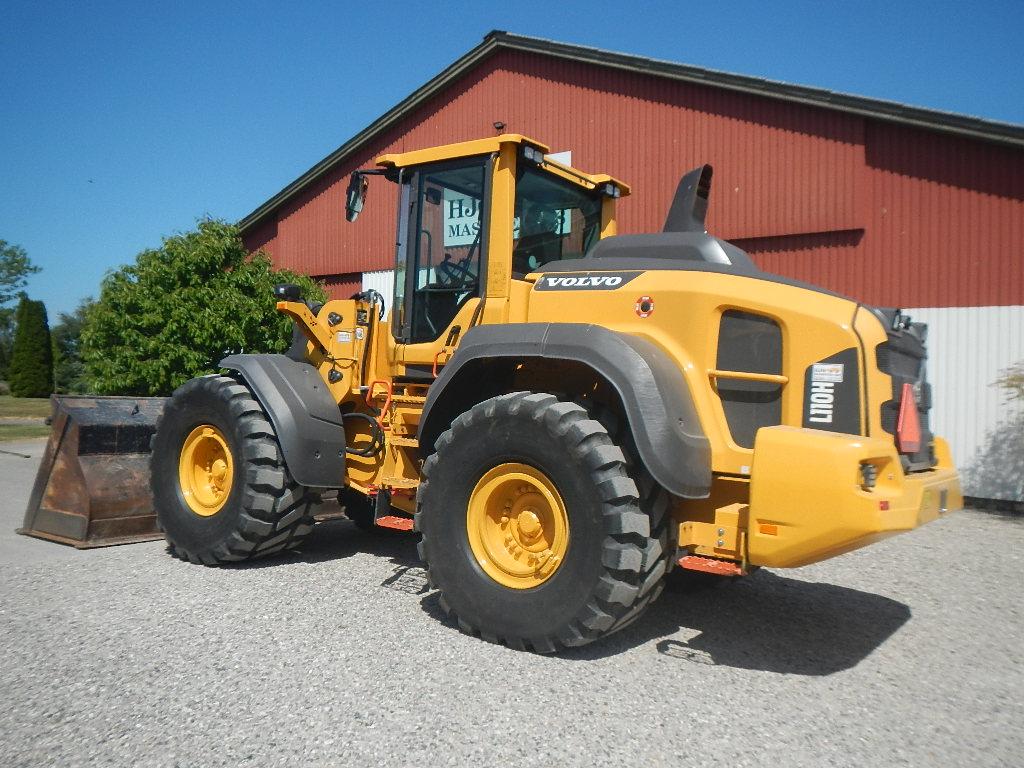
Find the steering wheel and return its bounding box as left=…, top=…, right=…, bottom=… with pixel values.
left=438, top=253, right=475, bottom=285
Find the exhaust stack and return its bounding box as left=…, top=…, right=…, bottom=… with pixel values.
left=663, top=164, right=713, bottom=233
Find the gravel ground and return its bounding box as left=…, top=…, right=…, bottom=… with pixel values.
left=1, top=438, right=1022, bottom=767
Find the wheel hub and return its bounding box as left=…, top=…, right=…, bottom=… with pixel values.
left=178, top=424, right=234, bottom=517
left=467, top=463, right=569, bottom=589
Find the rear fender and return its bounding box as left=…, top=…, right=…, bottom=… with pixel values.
left=418, top=323, right=711, bottom=499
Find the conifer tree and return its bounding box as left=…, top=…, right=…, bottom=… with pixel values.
left=9, top=295, right=54, bottom=397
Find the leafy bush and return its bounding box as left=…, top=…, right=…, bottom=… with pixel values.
left=82, top=219, right=324, bottom=396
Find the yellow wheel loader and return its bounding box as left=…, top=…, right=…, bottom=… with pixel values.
left=148, top=134, right=961, bottom=652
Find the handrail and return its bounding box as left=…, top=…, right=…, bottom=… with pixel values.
left=708, top=369, right=789, bottom=385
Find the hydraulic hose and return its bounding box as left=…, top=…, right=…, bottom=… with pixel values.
left=342, top=411, right=386, bottom=457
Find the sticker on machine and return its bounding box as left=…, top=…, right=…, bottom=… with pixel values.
left=534, top=271, right=642, bottom=291
left=811, top=363, right=845, bottom=383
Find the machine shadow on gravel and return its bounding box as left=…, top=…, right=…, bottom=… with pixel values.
left=206, top=515, right=910, bottom=674
left=200, top=515, right=422, bottom=571
left=559, top=570, right=911, bottom=673
left=418, top=569, right=911, bottom=673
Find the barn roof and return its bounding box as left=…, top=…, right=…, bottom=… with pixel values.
left=239, top=30, right=1024, bottom=233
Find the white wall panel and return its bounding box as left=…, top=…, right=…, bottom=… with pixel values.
left=361, top=269, right=396, bottom=318
left=906, top=305, right=1023, bottom=501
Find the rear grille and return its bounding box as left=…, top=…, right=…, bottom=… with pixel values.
left=876, top=319, right=937, bottom=471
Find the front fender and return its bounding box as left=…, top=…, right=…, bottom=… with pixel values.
left=418, top=323, right=711, bottom=499
left=220, top=354, right=346, bottom=488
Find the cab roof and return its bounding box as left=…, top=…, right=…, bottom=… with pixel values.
left=376, top=134, right=630, bottom=195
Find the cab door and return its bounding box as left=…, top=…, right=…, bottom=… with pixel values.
left=392, top=157, right=489, bottom=375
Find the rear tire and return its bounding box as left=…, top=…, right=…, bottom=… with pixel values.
left=415, top=392, right=672, bottom=653
left=151, top=375, right=316, bottom=565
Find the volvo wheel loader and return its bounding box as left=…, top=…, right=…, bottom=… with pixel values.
left=149, top=134, right=962, bottom=653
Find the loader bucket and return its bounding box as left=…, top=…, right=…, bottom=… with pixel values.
left=18, top=396, right=168, bottom=548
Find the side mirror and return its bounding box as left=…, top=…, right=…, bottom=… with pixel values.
left=274, top=283, right=303, bottom=302
left=346, top=173, right=368, bottom=222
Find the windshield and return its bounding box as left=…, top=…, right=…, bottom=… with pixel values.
left=512, top=164, right=603, bottom=277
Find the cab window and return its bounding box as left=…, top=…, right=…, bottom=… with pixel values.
left=512, top=164, right=603, bottom=277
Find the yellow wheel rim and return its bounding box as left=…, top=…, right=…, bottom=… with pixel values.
left=178, top=424, right=234, bottom=517
left=467, top=462, right=569, bottom=589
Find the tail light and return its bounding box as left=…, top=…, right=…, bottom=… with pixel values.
left=896, top=382, right=922, bottom=454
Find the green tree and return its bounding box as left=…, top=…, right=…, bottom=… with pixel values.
left=9, top=295, right=54, bottom=397
left=0, top=240, right=41, bottom=379
left=0, top=240, right=40, bottom=306
left=52, top=298, right=95, bottom=394
left=81, top=219, right=324, bottom=396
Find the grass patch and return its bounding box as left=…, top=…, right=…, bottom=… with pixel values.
left=0, top=395, right=52, bottom=418
left=0, top=423, right=52, bottom=441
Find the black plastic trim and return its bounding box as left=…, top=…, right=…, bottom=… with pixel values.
left=418, top=323, right=712, bottom=499
left=220, top=354, right=346, bottom=488
left=538, top=252, right=849, bottom=301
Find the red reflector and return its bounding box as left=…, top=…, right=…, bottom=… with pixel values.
left=896, top=382, right=922, bottom=454
left=879, top=500, right=890, bottom=511
left=375, top=515, right=414, bottom=531
left=678, top=555, right=745, bottom=577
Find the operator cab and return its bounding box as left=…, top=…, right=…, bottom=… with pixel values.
left=362, top=135, right=627, bottom=352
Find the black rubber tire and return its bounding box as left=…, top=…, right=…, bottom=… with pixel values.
left=150, top=374, right=316, bottom=565
left=415, top=392, right=673, bottom=653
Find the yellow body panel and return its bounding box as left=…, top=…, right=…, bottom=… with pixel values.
left=747, top=426, right=961, bottom=567
left=523, top=269, right=862, bottom=474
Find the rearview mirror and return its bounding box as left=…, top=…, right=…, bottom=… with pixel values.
left=346, top=173, right=369, bottom=222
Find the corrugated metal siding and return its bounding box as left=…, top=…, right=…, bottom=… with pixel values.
left=492, top=51, right=865, bottom=242
left=907, top=305, right=1024, bottom=501
left=861, top=124, right=1024, bottom=308
left=315, top=272, right=362, bottom=301
left=245, top=217, right=278, bottom=255
left=362, top=269, right=396, bottom=302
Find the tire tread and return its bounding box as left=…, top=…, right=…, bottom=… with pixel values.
left=151, top=374, right=316, bottom=566
left=415, top=391, right=673, bottom=653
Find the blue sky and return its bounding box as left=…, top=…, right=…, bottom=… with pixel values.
left=2, top=0, right=1022, bottom=318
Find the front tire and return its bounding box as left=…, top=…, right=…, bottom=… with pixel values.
left=151, top=375, right=316, bottom=565
left=415, top=392, right=672, bottom=653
